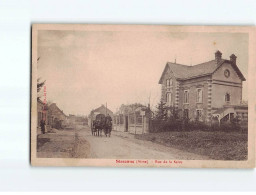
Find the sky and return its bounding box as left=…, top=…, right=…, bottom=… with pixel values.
left=37, top=30, right=248, bottom=116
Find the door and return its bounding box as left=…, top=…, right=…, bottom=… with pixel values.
left=125, top=116, right=128, bottom=132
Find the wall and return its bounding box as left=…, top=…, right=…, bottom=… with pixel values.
left=113, top=114, right=126, bottom=132
left=160, top=66, right=177, bottom=106
left=113, top=112, right=150, bottom=134
left=178, top=76, right=210, bottom=121
left=212, top=62, right=242, bottom=83
left=37, top=101, right=47, bottom=127
left=48, top=104, right=67, bottom=128
left=211, top=84, right=242, bottom=108
left=211, top=62, right=243, bottom=109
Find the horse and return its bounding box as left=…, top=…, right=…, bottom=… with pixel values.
left=91, top=120, right=97, bottom=136
left=92, top=114, right=105, bottom=136
left=104, top=116, right=112, bottom=137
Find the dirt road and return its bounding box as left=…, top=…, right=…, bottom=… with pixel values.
left=37, top=126, right=210, bottom=160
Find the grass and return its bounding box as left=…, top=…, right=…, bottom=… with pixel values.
left=135, top=130, right=248, bottom=160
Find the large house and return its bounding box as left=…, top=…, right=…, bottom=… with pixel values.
left=158, top=50, right=248, bottom=124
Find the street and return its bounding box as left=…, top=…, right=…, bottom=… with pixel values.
left=37, top=125, right=210, bottom=160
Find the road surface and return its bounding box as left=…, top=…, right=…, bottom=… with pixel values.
left=37, top=125, right=210, bottom=160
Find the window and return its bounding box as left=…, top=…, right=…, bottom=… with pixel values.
left=120, top=115, right=124, bottom=124
left=225, top=93, right=230, bottom=103
left=136, top=112, right=143, bottom=124
left=116, top=116, right=119, bottom=124
left=166, top=78, right=173, bottom=87
left=183, top=109, right=189, bottom=119
left=224, top=69, right=230, bottom=78
left=129, top=114, right=135, bottom=124
left=170, top=78, right=173, bottom=86
left=166, top=92, right=172, bottom=105
left=166, top=79, right=170, bottom=87
left=196, top=88, right=203, bottom=103
left=196, top=109, right=203, bottom=121
left=184, top=90, right=189, bottom=104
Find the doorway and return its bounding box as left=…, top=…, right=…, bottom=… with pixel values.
left=125, top=116, right=128, bottom=132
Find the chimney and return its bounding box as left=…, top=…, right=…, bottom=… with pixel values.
left=230, top=54, right=237, bottom=65
left=215, top=50, right=222, bottom=64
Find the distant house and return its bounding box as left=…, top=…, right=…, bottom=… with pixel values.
left=67, top=114, right=88, bottom=126
left=67, top=114, right=76, bottom=125
left=88, top=105, right=114, bottom=128
left=37, top=99, right=48, bottom=127
left=47, top=103, right=67, bottom=129
left=158, top=50, right=248, bottom=124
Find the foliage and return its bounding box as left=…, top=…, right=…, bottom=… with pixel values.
left=37, top=78, right=46, bottom=93
left=151, top=101, right=244, bottom=133
left=154, top=101, right=167, bottom=120
left=37, top=57, right=46, bottom=101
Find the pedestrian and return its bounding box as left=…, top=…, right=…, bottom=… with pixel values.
left=40, top=119, right=46, bottom=134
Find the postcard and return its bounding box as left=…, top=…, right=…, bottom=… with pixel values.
left=31, top=24, right=255, bottom=168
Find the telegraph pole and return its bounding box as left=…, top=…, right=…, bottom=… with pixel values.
left=106, top=102, right=107, bottom=115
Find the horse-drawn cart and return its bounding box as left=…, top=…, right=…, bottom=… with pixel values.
left=91, top=113, right=112, bottom=137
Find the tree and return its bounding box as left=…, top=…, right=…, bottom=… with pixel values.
left=37, top=78, right=45, bottom=93
left=165, top=105, right=180, bottom=120
left=154, top=101, right=167, bottom=120
left=37, top=57, right=46, bottom=100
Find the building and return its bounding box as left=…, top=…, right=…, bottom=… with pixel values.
left=47, top=103, right=67, bottom=129
left=88, top=105, right=114, bottom=128
left=158, top=50, right=248, bottom=124
left=37, top=99, right=48, bottom=127
left=67, top=114, right=88, bottom=126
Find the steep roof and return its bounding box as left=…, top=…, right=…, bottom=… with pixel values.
left=48, top=103, right=67, bottom=117
left=159, top=59, right=246, bottom=84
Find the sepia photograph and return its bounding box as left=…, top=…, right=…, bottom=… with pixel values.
left=31, top=24, right=255, bottom=168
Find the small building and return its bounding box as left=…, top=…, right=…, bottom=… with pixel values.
left=47, top=103, right=67, bottom=129
left=158, top=50, right=248, bottom=125
left=113, top=104, right=152, bottom=134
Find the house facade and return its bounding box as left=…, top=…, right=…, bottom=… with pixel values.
left=159, top=51, right=248, bottom=124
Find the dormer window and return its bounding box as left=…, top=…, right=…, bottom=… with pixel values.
left=225, top=93, right=230, bottom=103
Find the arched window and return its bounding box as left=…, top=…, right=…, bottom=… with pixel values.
left=225, top=93, right=230, bottom=103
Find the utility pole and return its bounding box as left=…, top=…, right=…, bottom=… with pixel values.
left=148, top=92, right=151, bottom=110
left=106, top=102, right=107, bottom=115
